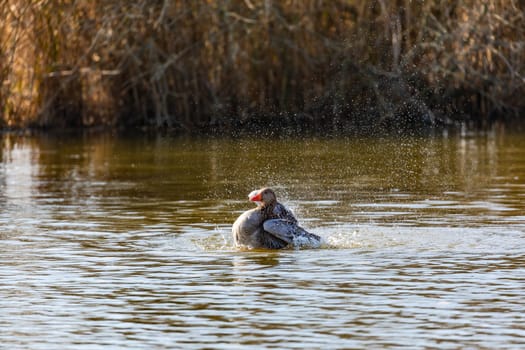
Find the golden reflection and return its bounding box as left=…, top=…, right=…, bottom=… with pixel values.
left=1, top=131, right=525, bottom=349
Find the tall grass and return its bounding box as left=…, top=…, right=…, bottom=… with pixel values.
left=1, top=0, right=524, bottom=131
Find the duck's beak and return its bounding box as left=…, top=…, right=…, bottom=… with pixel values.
left=249, top=189, right=262, bottom=202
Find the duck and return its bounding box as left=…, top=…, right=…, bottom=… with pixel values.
left=232, top=188, right=321, bottom=249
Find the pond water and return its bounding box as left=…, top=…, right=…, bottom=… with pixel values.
left=1, top=129, right=524, bottom=349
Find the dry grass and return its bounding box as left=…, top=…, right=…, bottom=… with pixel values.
left=1, top=0, right=524, bottom=131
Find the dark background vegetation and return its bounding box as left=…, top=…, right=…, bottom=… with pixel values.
left=1, top=0, right=524, bottom=133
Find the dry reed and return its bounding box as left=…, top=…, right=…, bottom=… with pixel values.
left=1, top=0, right=524, bottom=131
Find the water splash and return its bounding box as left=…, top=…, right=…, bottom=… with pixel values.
left=321, top=229, right=363, bottom=249
left=192, top=227, right=235, bottom=251
left=192, top=225, right=361, bottom=252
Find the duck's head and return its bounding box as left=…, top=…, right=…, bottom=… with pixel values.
left=248, top=188, right=276, bottom=206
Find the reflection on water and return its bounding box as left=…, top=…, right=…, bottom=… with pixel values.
left=1, top=130, right=525, bottom=348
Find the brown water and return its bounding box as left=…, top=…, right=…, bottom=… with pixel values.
left=1, top=130, right=524, bottom=349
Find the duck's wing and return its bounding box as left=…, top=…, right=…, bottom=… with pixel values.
left=259, top=230, right=290, bottom=249
left=262, top=219, right=295, bottom=242
left=263, top=219, right=321, bottom=247
left=272, top=203, right=298, bottom=224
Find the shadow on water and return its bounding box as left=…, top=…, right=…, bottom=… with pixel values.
left=1, top=129, right=525, bottom=348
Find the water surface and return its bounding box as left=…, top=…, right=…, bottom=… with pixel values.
left=1, top=130, right=524, bottom=349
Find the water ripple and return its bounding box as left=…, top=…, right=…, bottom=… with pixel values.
left=2, top=133, right=525, bottom=348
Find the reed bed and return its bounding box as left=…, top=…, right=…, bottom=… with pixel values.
left=1, top=0, right=524, bottom=131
